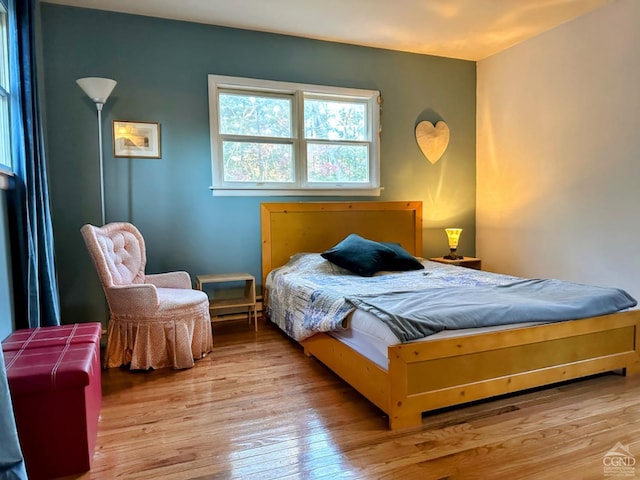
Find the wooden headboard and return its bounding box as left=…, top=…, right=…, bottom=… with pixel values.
left=260, top=201, right=423, bottom=287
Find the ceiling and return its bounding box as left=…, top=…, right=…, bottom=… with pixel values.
left=43, top=0, right=613, bottom=61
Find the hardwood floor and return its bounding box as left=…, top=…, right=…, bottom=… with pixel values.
left=67, top=319, right=640, bottom=480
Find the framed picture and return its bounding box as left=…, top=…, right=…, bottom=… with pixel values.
left=113, top=120, right=161, bottom=158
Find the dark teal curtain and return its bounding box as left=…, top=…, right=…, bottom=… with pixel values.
left=7, top=0, right=60, bottom=328
left=0, top=1, right=58, bottom=477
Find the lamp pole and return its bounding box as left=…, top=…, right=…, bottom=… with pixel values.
left=96, top=102, right=106, bottom=225
left=76, top=77, right=117, bottom=225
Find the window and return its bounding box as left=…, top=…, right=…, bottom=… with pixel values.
left=0, top=0, right=10, bottom=171
left=208, top=75, right=380, bottom=196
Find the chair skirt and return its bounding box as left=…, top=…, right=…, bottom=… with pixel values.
left=105, top=295, right=213, bottom=370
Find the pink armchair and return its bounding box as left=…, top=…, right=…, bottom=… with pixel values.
left=81, top=222, right=213, bottom=370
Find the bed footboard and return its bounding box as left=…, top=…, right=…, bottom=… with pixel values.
left=387, top=310, right=640, bottom=429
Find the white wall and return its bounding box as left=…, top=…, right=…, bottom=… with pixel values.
left=476, top=0, right=640, bottom=300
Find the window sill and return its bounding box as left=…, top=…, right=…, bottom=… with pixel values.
left=0, top=166, right=13, bottom=191
left=209, top=186, right=382, bottom=197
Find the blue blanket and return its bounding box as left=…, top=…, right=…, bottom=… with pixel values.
left=347, top=279, right=637, bottom=342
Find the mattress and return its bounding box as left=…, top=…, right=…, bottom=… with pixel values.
left=330, top=308, right=544, bottom=369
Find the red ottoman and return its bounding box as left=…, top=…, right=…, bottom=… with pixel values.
left=2, top=322, right=102, bottom=351
left=2, top=323, right=102, bottom=480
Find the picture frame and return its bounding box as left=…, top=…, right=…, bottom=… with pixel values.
left=113, top=120, right=161, bottom=158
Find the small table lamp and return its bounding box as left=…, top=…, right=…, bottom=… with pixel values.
left=444, top=228, right=463, bottom=260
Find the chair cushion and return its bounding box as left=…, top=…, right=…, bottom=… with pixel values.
left=156, top=288, right=210, bottom=313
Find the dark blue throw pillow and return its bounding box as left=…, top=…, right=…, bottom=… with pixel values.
left=321, top=235, right=424, bottom=276
left=381, top=242, right=425, bottom=271
left=321, top=234, right=394, bottom=276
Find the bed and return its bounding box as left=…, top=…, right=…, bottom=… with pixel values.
left=260, top=201, right=640, bottom=429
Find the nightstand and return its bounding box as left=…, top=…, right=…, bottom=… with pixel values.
left=429, top=256, right=482, bottom=270
left=196, top=273, right=258, bottom=331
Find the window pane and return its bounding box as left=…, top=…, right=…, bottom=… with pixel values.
left=219, top=93, right=292, bottom=138
left=222, top=141, right=294, bottom=182
left=304, top=99, right=366, bottom=141
left=307, top=143, right=369, bottom=183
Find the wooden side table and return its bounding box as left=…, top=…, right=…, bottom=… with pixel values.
left=429, top=256, right=482, bottom=270
left=196, top=273, right=258, bottom=331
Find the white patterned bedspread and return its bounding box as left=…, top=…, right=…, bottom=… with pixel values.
left=265, top=253, right=521, bottom=341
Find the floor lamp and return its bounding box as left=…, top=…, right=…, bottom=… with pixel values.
left=76, top=77, right=117, bottom=226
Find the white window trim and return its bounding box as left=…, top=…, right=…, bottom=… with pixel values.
left=208, top=75, right=381, bottom=197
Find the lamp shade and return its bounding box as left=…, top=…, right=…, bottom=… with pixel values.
left=76, top=77, right=117, bottom=104
left=445, top=228, right=462, bottom=249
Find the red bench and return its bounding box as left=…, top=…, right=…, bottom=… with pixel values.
left=2, top=323, right=102, bottom=479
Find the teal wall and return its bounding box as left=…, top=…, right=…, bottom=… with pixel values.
left=40, top=4, right=476, bottom=325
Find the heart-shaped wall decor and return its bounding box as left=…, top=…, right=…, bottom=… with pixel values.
left=415, top=120, right=450, bottom=164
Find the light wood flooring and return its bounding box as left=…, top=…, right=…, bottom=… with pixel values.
left=66, top=319, right=640, bottom=480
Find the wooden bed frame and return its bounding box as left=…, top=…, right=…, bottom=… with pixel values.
left=260, top=201, right=640, bottom=429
